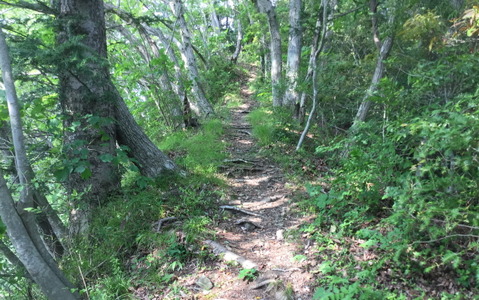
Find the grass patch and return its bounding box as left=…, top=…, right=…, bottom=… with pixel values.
left=62, top=115, right=230, bottom=298
left=159, top=118, right=228, bottom=174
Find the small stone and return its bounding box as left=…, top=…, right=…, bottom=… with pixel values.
left=196, top=275, right=213, bottom=290
left=260, top=197, right=272, bottom=203
left=276, top=229, right=284, bottom=240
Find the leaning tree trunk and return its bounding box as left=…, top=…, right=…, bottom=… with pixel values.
left=353, top=37, right=393, bottom=123
left=169, top=0, right=214, bottom=116
left=115, top=92, right=179, bottom=177
left=113, top=21, right=183, bottom=129
left=297, top=15, right=321, bottom=122
left=0, top=173, right=79, bottom=300
left=0, top=122, right=67, bottom=257
left=284, top=0, right=303, bottom=109
left=256, top=0, right=283, bottom=106
left=352, top=0, right=394, bottom=125
left=0, top=26, right=79, bottom=299
left=296, top=0, right=331, bottom=150
left=230, top=0, right=243, bottom=63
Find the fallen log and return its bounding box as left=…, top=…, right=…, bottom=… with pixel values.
left=219, top=205, right=262, bottom=217
left=203, top=240, right=258, bottom=269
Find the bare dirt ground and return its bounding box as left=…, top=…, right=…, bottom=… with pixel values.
left=179, top=77, right=316, bottom=300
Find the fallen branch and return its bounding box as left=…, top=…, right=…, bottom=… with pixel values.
left=223, top=158, right=253, bottom=164
left=204, top=240, right=258, bottom=269
left=152, top=217, right=178, bottom=232
left=238, top=130, right=252, bottom=136
left=220, top=205, right=262, bottom=217
left=250, top=278, right=276, bottom=290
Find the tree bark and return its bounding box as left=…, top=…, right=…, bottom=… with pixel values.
left=256, top=0, right=283, bottom=106
left=58, top=0, right=180, bottom=234
left=231, top=19, right=243, bottom=63
left=115, top=90, right=179, bottom=177
left=104, top=4, right=189, bottom=126
left=169, top=0, right=214, bottom=116
left=58, top=0, right=121, bottom=234
left=352, top=0, right=395, bottom=124
left=296, top=0, right=331, bottom=150
left=284, top=0, right=303, bottom=109
left=353, top=37, right=393, bottom=123
left=297, top=0, right=333, bottom=122
left=0, top=240, right=32, bottom=281
left=0, top=172, right=79, bottom=300
left=0, top=26, right=79, bottom=299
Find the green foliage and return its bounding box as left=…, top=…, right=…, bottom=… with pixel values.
left=238, top=268, right=258, bottom=282
left=159, top=119, right=227, bottom=174
left=401, top=11, right=445, bottom=50
left=247, top=107, right=297, bottom=147
left=201, top=56, right=241, bottom=104
left=88, top=258, right=131, bottom=299
left=305, top=90, right=479, bottom=294
left=313, top=283, right=387, bottom=300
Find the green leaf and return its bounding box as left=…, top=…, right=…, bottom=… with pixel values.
left=80, top=167, right=92, bottom=179
left=54, top=168, right=70, bottom=181
left=99, top=153, right=115, bottom=163
left=74, top=165, right=86, bottom=174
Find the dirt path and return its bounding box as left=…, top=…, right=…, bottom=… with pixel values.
left=191, top=77, right=315, bottom=299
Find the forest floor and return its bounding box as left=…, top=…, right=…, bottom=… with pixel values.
left=167, top=74, right=318, bottom=299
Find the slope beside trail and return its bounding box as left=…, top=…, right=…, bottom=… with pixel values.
left=186, top=77, right=316, bottom=299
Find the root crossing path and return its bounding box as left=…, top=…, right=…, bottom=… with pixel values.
left=198, top=84, right=315, bottom=299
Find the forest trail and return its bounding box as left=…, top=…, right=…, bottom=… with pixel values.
left=187, top=73, right=315, bottom=300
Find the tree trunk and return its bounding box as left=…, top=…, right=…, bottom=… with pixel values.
left=0, top=122, right=66, bottom=258
left=169, top=0, right=214, bottom=116
left=0, top=240, right=32, bottom=281
left=113, top=21, right=183, bottom=129
left=231, top=20, right=243, bottom=63
left=284, top=0, right=303, bottom=109
left=256, top=0, right=283, bottom=106
left=297, top=0, right=333, bottom=122
left=0, top=172, right=79, bottom=300
left=0, top=26, right=79, bottom=299
left=353, top=37, right=393, bottom=123
left=104, top=4, right=189, bottom=126
left=58, top=0, right=180, bottom=234
left=115, top=91, right=179, bottom=177
left=58, top=0, right=121, bottom=234
left=352, top=0, right=395, bottom=125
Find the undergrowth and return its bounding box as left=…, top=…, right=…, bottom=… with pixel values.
left=61, top=116, right=229, bottom=298
left=247, top=84, right=479, bottom=298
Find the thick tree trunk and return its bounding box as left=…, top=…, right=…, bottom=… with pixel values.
left=58, top=0, right=121, bottom=234
left=284, top=0, right=303, bottom=109
left=256, top=0, right=283, bottom=106
left=59, top=0, right=180, bottom=234
left=169, top=0, right=214, bottom=116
